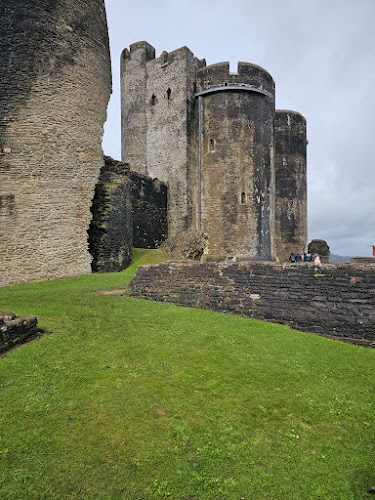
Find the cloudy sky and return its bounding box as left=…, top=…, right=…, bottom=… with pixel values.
left=103, top=0, right=375, bottom=257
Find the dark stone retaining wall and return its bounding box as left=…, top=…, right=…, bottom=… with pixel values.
left=89, top=157, right=133, bottom=272
left=89, top=158, right=168, bottom=271
left=0, top=312, right=39, bottom=354
left=129, top=171, right=168, bottom=248
left=130, top=261, right=375, bottom=341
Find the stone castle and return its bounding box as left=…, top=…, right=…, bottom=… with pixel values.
left=0, top=1, right=306, bottom=287
left=121, top=42, right=307, bottom=262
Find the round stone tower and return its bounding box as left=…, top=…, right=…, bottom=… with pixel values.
left=274, top=110, right=307, bottom=261
left=0, top=0, right=111, bottom=285
left=195, top=62, right=276, bottom=260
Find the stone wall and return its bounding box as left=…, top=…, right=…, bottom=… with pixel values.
left=89, top=157, right=168, bottom=268
left=89, top=157, right=133, bottom=273
left=130, top=261, right=375, bottom=341
left=0, top=312, right=39, bottom=354
left=129, top=171, right=168, bottom=248
left=0, top=0, right=112, bottom=286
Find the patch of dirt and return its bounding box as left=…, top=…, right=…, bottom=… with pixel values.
left=95, top=289, right=130, bottom=296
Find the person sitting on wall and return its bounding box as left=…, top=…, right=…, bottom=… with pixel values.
left=289, top=252, right=296, bottom=263
left=304, top=251, right=312, bottom=262
left=313, top=254, right=321, bottom=266
left=295, top=252, right=302, bottom=262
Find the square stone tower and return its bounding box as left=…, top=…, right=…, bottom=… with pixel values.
left=121, top=42, right=205, bottom=238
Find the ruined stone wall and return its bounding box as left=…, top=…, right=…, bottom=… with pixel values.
left=131, top=261, right=375, bottom=341
left=0, top=311, right=39, bottom=354
left=196, top=63, right=276, bottom=259
left=129, top=172, right=168, bottom=249
left=274, top=111, right=307, bottom=262
left=88, top=157, right=132, bottom=273
left=0, top=0, right=112, bottom=286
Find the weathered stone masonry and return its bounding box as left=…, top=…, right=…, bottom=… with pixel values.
left=89, top=156, right=167, bottom=272
left=196, top=62, right=276, bottom=260
left=88, top=157, right=133, bottom=273
left=274, top=111, right=307, bottom=262
left=129, top=171, right=168, bottom=249
left=88, top=157, right=168, bottom=272
left=121, top=41, right=308, bottom=261
left=0, top=311, right=39, bottom=355
left=131, top=262, right=375, bottom=341
left=0, top=0, right=112, bottom=286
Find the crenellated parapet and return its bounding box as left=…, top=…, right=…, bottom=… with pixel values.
left=121, top=41, right=156, bottom=66
left=121, top=42, right=205, bottom=70
left=196, top=61, right=275, bottom=98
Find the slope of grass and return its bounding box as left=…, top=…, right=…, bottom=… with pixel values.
left=0, top=249, right=374, bottom=499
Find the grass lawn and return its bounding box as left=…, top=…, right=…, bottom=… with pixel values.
left=0, top=249, right=374, bottom=499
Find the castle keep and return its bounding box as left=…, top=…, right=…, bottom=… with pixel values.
left=0, top=0, right=111, bottom=286
left=121, top=42, right=307, bottom=261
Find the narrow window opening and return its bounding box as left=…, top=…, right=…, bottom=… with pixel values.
left=166, top=88, right=172, bottom=101
left=151, top=94, right=156, bottom=106
left=209, top=138, right=216, bottom=152
left=161, top=51, right=169, bottom=65
left=241, top=192, right=246, bottom=204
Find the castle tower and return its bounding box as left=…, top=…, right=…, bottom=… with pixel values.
left=274, top=110, right=307, bottom=261
left=195, top=62, right=276, bottom=259
left=0, top=0, right=112, bottom=286
left=121, top=42, right=155, bottom=174
left=121, top=43, right=205, bottom=237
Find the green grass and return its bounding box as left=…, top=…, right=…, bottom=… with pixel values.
left=0, top=248, right=374, bottom=499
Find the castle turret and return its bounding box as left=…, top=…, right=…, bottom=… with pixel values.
left=274, top=110, right=307, bottom=261
left=195, top=62, right=276, bottom=259
left=0, top=0, right=112, bottom=285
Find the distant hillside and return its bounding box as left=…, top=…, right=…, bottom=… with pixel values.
left=329, top=254, right=352, bottom=264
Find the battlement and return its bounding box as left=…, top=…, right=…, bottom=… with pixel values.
left=121, top=41, right=156, bottom=63
left=122, top=42, right=204, bottom=69
left=196, top=61, right=275, bottom=96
